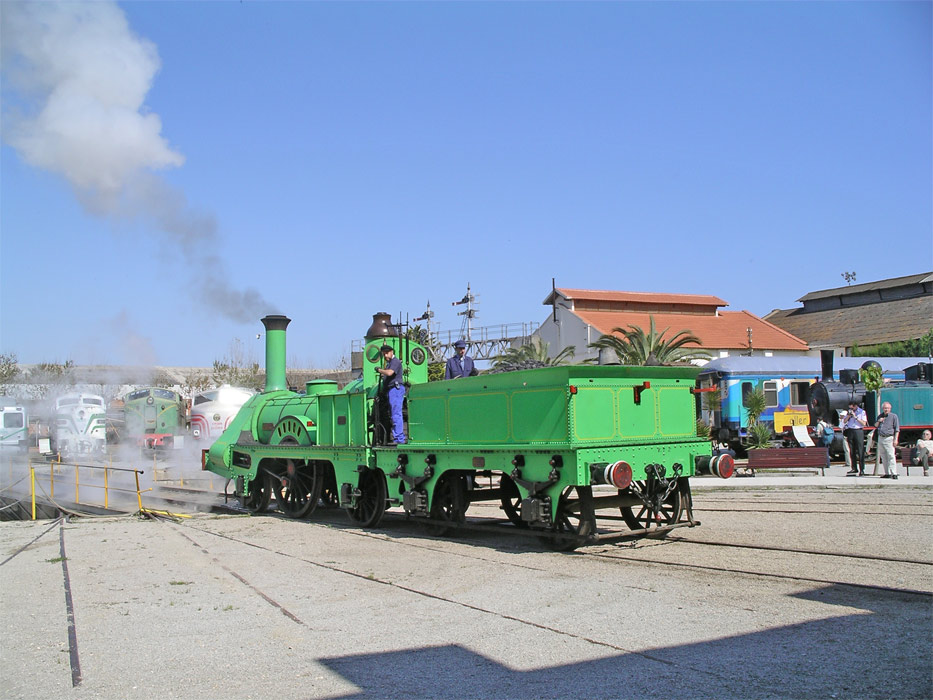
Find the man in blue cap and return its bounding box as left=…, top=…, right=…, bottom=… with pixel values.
left=444, top=339, right=475, bottom=379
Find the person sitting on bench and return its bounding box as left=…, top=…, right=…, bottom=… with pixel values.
left=913, top=429, right=932, bottom=478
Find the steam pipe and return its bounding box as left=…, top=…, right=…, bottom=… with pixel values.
left=261, top=315, right=290, bottom=393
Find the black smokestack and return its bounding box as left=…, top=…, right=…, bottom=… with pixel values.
left=820, top=350, right=834, bottom=382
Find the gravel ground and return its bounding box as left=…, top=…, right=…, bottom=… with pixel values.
left=1, top=485, right=931, bottom=700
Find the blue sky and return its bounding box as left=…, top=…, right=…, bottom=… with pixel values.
left=1, top=1, right=930, bottom=369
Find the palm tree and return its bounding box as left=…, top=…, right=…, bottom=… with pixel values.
left=588, top=316, right=710, bottom=365
left=743, top=385, right=772, bottom=449
left=491, top=337, right=575, bottom=373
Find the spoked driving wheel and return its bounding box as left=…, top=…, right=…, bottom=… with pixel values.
left=347, top=468, right=388, bottom=528
left=620, top=480, right=683, bottom=534
left=546, top=485, right=596, bottom=552
left=499, top=474, right=527, bottom=528
left=319, top=466, right=340, bottom=507
left=273, top=458, right=323, bottom=519
left=426, top=473, right=469, bottom=536
left=242, top=471, right=273, bottom=513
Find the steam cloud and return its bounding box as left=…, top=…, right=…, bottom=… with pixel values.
left=1, top=1, right=274, bottom=323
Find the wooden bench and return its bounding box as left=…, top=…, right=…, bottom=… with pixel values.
left=899, top=447, right=929, bottom=476
left=746, top=446, right=830, bottom=476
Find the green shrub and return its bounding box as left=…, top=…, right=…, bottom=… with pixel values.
left=746, top=422, right=773, bottom=449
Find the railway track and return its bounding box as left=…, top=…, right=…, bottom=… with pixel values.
left=169, top=495, right=933, bottom=599
left=4, top=486, right=931, bottom=700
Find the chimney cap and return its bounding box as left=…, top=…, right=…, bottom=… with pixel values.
left=261, top=314, right=291, bottom=332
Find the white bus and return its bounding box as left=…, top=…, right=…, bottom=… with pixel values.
left=0, top=401, right=27, bottom=450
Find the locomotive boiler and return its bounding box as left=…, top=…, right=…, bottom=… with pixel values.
left=807, top=356, right=933, bottom=444
left=204, top=313, right=728, bottom=550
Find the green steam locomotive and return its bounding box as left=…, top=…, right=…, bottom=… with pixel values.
left=203, top=313, right=729, bottom=550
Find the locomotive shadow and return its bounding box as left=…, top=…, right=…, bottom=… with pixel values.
left=300, top=505, right=551, bottom=553
left=314, top=583, right=932, bottom=700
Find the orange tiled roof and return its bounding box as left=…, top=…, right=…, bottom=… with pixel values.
left=574, top=309, right=809, bottom=351
left=550, top=288, right=728, bottom=307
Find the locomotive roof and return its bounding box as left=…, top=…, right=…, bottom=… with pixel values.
left=699, top=356, right=929, bottom=376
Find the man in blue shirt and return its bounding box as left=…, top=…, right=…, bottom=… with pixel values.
left=842, top=400, right=867, bottom=476
left=444, top=339, right=475, bottom=380
left=375, top=345, right=406, bottom=444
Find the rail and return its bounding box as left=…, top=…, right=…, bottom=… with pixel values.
left=27, top=458, right=149, bottom=520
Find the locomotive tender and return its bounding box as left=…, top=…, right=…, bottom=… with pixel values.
left=204, top=313, right=729, bottom=550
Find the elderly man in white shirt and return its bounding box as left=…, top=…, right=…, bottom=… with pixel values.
left=914, top=430, right=933, bottom=477
left=875, top=401, right=900, bottom=479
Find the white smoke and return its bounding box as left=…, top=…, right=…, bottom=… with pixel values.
left=1, top=1, right=274, bottom=322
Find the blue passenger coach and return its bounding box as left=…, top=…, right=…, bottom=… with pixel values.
left=697, top=356, right=923, bottom=446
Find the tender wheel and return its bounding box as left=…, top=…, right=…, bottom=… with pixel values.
left=499, top=474, right=527, bottom=528
left=426, top=473, right=469, bottom=535
left=243, top=472, right=273, bottom=513
left=347, top=468, right=387, bottom=528
left=547, top=485, right=596, bottom=551
left=620, top=480, right=684, bottom=533
left=273, top=459, right=322, bottom=519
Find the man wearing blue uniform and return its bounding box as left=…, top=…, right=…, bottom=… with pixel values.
left=444, top=339, right=475, bottom=380
left=375, top=345, right=406, bottom=444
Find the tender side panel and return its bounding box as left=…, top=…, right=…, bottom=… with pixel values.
left=510, top=388, right=568, bottom=442
left=410, top=396, right=447, bottom=443
left=616, top=384, right=657, bottom=440
left=448, top=391, right=511, bottom=444
left=657, top=385, right=696, bottom=438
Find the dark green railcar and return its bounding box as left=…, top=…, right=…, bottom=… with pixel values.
left=205, top=313, right=728, bottom=550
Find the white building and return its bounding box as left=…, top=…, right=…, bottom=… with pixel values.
left=536, top=287, right=811, bottom=364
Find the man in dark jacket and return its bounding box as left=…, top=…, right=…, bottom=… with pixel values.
left=444, top=339, right=475, bottom=379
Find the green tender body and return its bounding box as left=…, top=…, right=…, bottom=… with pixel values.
left=410, top=365, right=698, bottom=448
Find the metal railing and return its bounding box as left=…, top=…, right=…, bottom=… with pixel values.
left=28, top=458, right=148, bottom=520
left=350, top=321, right=542, bottom=362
